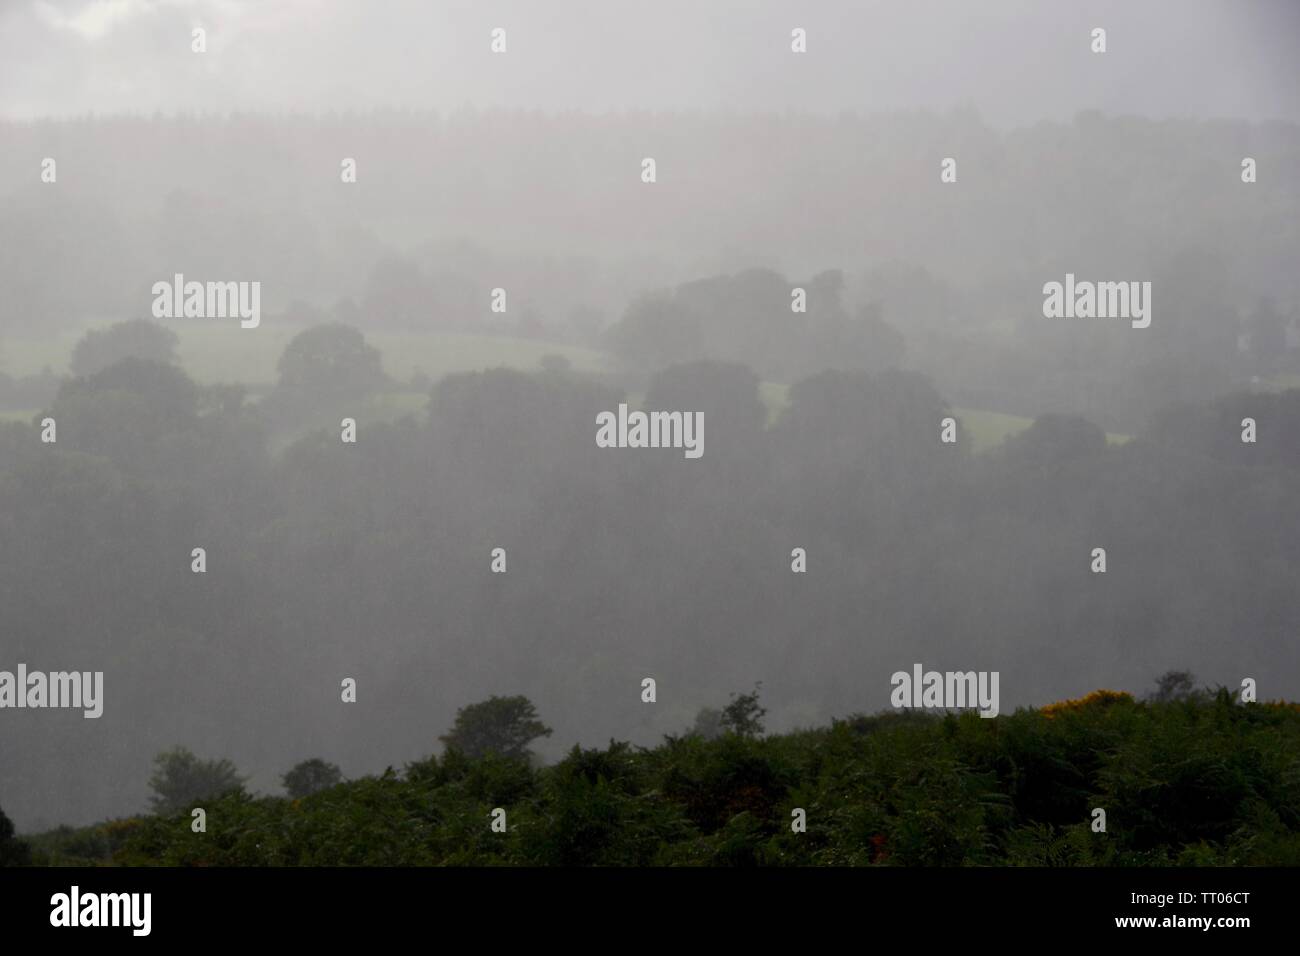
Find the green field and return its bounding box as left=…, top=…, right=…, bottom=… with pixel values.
left=1260, top=372, right=1300, bottom=392
left=956, top=407, right=1034, bottom=453
left=754, top=381, right=1129, bottom=451
left=960, top=408, right=1131, bottom=450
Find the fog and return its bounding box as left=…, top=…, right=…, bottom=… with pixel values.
left=1, top=0, right=1298, bottom=833
left=3, top=1, right=1299, bottom=124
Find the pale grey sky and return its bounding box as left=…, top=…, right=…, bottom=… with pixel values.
left=1, top=0, right=1297, bottom=124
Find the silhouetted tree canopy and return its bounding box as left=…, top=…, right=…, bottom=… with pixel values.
left=440, top=696, right=553, bottom=761
left=282, top=759, right=344, bottom=799
left=148, top=747, right=247, bottom=816
left=70, top=319, right=180, bottom=378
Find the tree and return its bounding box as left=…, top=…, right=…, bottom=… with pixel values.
left=1002, top=413, right=1108, bottom=467
left=282, top=759, right=343, bottom=799
left=70, top=319, right=180, bottom=377
left=1149, top=670, right=1200, bottom=703
left=644, top=360, right=767, bottom=454
left=48, top=357, right=202, bottom=477
left=721, top=684, right=767, bottom=738
left=0, top=804, right=31, bottom=866
left=439, top=695, right=553, bottom=760
left=275, top=323, right=387, bottom=398
left=688, top=707, right=724, bottom=741
left=265, top=322, right=389, bottom=431
left=538, top=353, right=572, bottom=376
left=147, top=747, right=247, bottom=815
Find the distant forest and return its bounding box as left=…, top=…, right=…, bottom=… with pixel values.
left=2, top=110, right=1299, bottom=432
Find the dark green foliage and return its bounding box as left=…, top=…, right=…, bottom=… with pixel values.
left=0, top=804, right=31, bottom=866
left=659, top=733, right=796, bottom=837
left=5, top=691, right=1275, bottom=867
left=520, top=742, right=693, bottom=866
left=23, top=820, right=140, bottom=866
left=13, top=695, right=1300, bottom=867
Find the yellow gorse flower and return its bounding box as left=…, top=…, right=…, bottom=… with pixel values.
left=1260, top=700, right=1300, bottom=715
left=1039, top=689, right=1133, bottom=719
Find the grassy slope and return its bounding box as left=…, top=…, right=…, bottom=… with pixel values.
left=754, top=381, right=1130, bottom=451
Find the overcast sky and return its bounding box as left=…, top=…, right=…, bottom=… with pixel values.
left=1, top=0, right=1297, bottom=124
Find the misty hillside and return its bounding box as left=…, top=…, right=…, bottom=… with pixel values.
left=1, top=2, right=1297, bottom=862
left=2, top=320, right=1298, bottom=830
